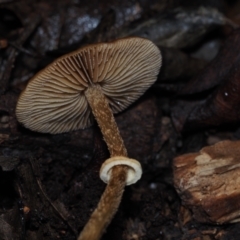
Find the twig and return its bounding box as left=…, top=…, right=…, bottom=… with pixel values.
left=9, top=42, right=40, bottom=57
left=28, top=157, right=78, bottom=237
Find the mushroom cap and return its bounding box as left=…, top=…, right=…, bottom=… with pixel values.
left=16, top=37, right=162, bottom=134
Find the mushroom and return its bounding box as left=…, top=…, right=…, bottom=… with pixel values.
left=16, top=37, right=162, bottom=240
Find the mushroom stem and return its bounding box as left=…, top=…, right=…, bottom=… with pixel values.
left=78, top=84, right=128, bottom=240
left=85, top=84, right=127, bottom=157
left=78, top=165, right=128, bottom=240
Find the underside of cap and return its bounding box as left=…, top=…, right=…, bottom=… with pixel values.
left=16, top=37, right=162, bottom=134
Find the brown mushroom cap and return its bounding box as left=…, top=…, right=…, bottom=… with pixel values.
left=16, top=37, right=161, bottom=134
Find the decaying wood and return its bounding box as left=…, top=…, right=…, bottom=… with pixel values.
left=174, top=140, right=240, bottom=224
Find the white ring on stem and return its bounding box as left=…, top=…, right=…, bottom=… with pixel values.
left=100, top=156, right=142, bottom=185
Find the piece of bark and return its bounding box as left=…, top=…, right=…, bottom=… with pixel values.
left=174, top=140, right=240, bottom=224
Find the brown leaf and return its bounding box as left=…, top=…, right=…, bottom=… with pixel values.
left=183, top=57, right=240, bottom=130
left=172, top=29, right=240, bottom=131
left=118, top=7, right=230, bottom=49
left=0, top=156, right=19, bottom=171
left=180, top=28, right=240, bottom=95
left=0, top=208, right=21, bottom=240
